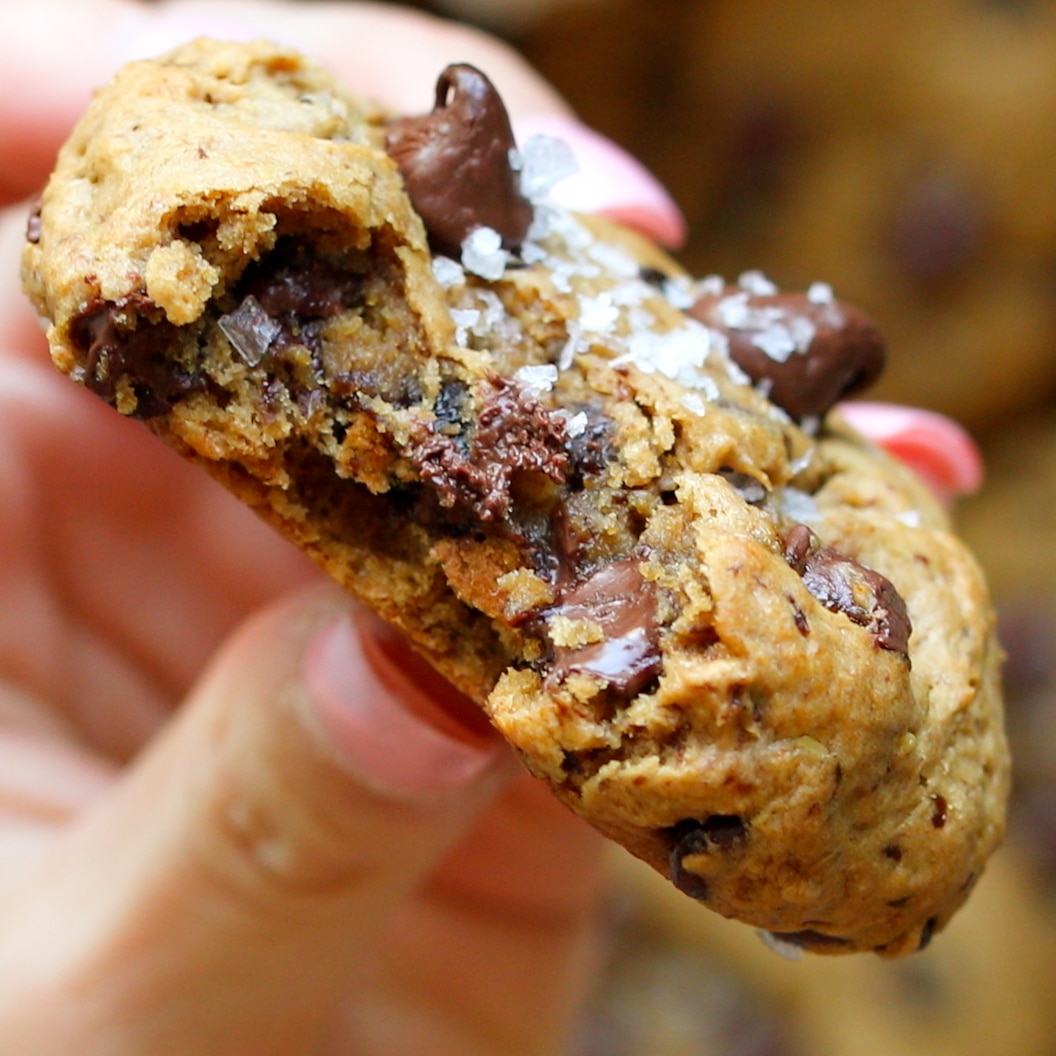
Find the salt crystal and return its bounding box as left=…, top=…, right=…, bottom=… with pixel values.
left=807, top=281, right=834, bottom=305
left=578, top=293, right=620, bottom=334
left=565, top=411, right=589, bottom=437
left=681, top=392, right=707, bottom=416
left=449, top=308, right=481, bottom=346
left=218, top=295, right=281, bottom=367
left=896, top=510, right=922, bottom=528
left=739, top=269, right=778, bottom=297
left=790, top=315, right=817, bottom=352
left=778, top=487, right=819, bottom=524
left=519, top=134, right=579, bottom=201
left=662, top=278, right=697, bottom=311
left=432, top=256, right=465, bottom=289
left=698, top=275, right=726, bottom=297
left=751, top=324, right=797, bottom=362
left=461, top=227, right=509, bottom=281
left=514, top=363, right=559, bottom=393
left=587, top=240, right=640, bottom=280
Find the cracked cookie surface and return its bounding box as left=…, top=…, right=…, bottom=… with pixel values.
left=22, top=38, right=1009, bottom=956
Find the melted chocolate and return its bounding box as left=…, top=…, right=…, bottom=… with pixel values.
left=548, top=559, right=662, bottom=698
left=385, top=64, right=534, bottom=258
left=412, top=375, right=569, bottom=521
left=784, top=525, right=912, bottom=659
left=688, top=281, right=885, bottom=420
left=234, top=240, right=364, bottom=355
left=68, top=296, right=204, bottom=418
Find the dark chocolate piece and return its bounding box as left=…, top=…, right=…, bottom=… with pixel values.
left=667, top=816, right=749, bottom=901
left=550, top=558, right=662, bottom=698
left=783, top=525, right=912, bottom=658
left=68, top=296, right=204, bottom=418
left=412, top=374, right=569, bottom=521
left=688, top=279, right=885, bottom=420
left=235, top=240, right=363, bottom=355
left=385, top=64, right=534, bottom=258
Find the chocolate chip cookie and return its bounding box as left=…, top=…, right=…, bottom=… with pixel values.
left=21, top=38, right=1009, bottom=956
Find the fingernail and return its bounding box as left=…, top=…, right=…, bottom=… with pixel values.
left=514, top=114, right=687, bottom=249
left=838, top=401, right=985, bottom=503
left=303, top=612, right=507, bottom=801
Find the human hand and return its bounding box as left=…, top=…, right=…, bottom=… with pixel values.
left=0, top=3, right=981, bottom=1053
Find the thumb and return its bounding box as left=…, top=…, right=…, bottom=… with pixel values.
left=0, top=584, right=513, bottom=1055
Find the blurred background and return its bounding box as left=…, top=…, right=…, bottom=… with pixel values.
left=398, top=1, right=1056, bottom=1052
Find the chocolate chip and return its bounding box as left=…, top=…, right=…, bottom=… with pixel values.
left=385, top=64, right=534, bottom=259
left=667, top=816, right=749, bottom=901
left=412, top=374, right=569, bottom=521
left=548, top=559, right=662, bottom=698
left=931, top=794, right=949, bottom=829
left=783, top=525, right=912, bottom=659
left=688, top=278, right=885, bottom=420
left=235, top=240, right=363, bottom=354
left=68, top=296, right=204, bottom=418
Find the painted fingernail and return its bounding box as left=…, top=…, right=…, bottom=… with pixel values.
left=838, top=401, right=985, bottom=502
left=514, top=114, right=687, bottom=248
left=303, top=612, right=505, bottom=801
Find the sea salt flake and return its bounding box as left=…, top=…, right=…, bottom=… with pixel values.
left=751, top=324, right=797, bottom=362
left=519, top=134, right=579, bottom=200
left=578, top=293, right=620, bottom=334
left=896, top=509, right=923, bottom=528
left=461, top=227, right=509, bottom=281
left=514, top=363, right=559, bottom=393
left=739, top=269, right=778, bottom=296
left=681, top=392, right=707, bottom=416
left=432, top=256, right=465, bottom=289
left=807, top=281, right=834, bottom=305
left=218, top=295, right=281, bottom=367
left=697, top=274, right=726, bottom=297
left=565, top=411, right=589, bottom=437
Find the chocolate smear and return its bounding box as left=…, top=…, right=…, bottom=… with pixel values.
left=688, top=276, right=885, bottom=420
left=549, top=558, right=662, bottom=698
left=412, top=374, right=569, bottom=521
left=386, top=64, right=534, bottom=258
left=784, top=525, right=912, bottom=659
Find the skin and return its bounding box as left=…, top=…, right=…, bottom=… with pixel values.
left=0, top=3, right=980, bottom=1053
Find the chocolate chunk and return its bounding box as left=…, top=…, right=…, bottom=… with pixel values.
left=412, top=374, right=569, bottom=521
left=236, top=240, right=363, bottom=355
left=931, top=794, right=949, bottom=829
left=550, top=559, right=662, bottom=698
left=667, top=816, right=749, bottom=901
left=783, top=525, right=912, bottom=658
left=688, top=278, right=885, bottom=420
left=25, top=203, right=42, bottom=244
left=385, top=64, right=534, bottom=258
left=68, top=296, right=204, bottom=418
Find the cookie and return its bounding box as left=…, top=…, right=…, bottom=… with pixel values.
left=21, top=38, right=1009, bottom=956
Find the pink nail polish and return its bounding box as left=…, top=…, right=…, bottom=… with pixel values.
left=838, top=401, right=985, bottom=502
left=513, top=114, right=687, bottom=249
left=303, top=613, right=505, bottom=801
